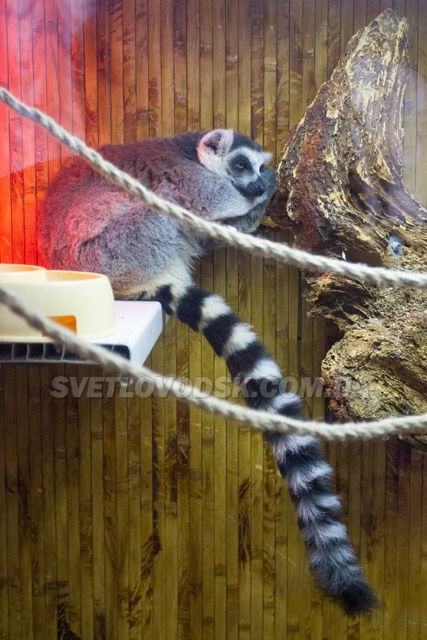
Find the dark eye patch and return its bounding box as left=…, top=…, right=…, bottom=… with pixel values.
left=233, top=154, right=251, bottom=171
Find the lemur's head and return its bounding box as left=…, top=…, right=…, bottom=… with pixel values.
left=197, top=129, right=274, bottom=200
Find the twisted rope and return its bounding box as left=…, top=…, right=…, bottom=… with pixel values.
left=1, top=282, right=427, bottom=441
left=1, top=87, right=427, bottom=440
left=2, top=86, right=427, bottom=289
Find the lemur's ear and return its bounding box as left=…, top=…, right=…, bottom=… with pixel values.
left=197, top=129, right=234, bottom=170
left=263, top=151, right=273, bottom=164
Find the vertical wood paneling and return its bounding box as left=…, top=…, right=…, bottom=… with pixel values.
left=367, top=0, right=382, bottom=22
left=40, top=365, right=58, bottom=639
left=7, top=1, right=25, bottom=265
left=56, top=0, right=73, bottom=154
left=341, top=0, right=354, bottom=54
left=45, top=0, right=61, bottom=174
left=289, top=0, right=303, bottom=127
left=173, top=0, right=188, bottom=132
left=32, top=0, right=49, bottom=269
left=65, top=365, right=82, bottom=638
left=52, top=365, right=69, bottom=636
left=97, top=0, right=112, bottom=146
left=4, top=367, right=20, bottom=640
left=0, top=366, right=8, bottom=639
left=225, top=0, right=238, bottom=131
left=327, top=0, right=341, bottom=76
left=408, top=449, right=423, bottom=640
left=396, top=443, right=412, bottom=640
left=164, top=329, right=179, bottom=640
left=344, top=442, right=359, bottom=638
left=123, top=0, right=137, bottom=141
left=102, top=383, right=118, bottom=639
left=274, top=232, right=290, bottom=640
left=70, top=0, right=86, bottom=145
left=276, top=0, right=290, bottom=153
left=199, top=0, right=213, bottom=129
left=89, top=375, right=106, bottom=639
left=199, top=13, right=216, bottom=637
left=302, top=0, right=315, bottom=113
left=262, top=233, right=277, bottom=639
left=140, top=392, right=155, bottom=640
left=313, top=1, right=327, bottom=91
left=115, top=392, right=130, bottom=638
left=186, top=0, right=199, bottom=129
left=19, top=2, right=37, bottom=265
left=148, top=0, right=161, bottom=136
left=160, top=0, right=174, bottom=136
left=237, top=9, right=253, bottom=636
left=150, top=349, right=165, bottom=640
left=354, top=0, right=368, bottom=33
left=263, top=0, right=277, bottom=152
left=77, top=372, right=94, bottom=640
left=212, top=251, right=227, bottom=640
left=110, top=0, right=124, bottom=143
left=198, top=7, right=215, bottom=621
left=135, top=0, right=149, bottom=139
left=16, top=366, right=32, bottom=639
left=172, top=3, right=191, bottom=635
left=84, top=0, right=100, bottom=148
left=1, top=2, right=427, bottom=639
left=0, top=0, right=11, bottom=264
left=212, top=0, right=225, bottom=129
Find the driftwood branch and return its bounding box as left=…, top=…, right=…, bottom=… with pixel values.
left=269, top=9, right=427, bottom=450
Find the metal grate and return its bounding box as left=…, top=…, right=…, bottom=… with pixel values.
left=0, top=341, right=131, bottom=364
left=0, top=301, right=163, bottom=366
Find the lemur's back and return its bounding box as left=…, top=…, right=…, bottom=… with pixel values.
left=38, top=130, right=271, bottom=294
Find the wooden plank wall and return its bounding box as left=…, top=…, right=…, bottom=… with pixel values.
left=1, top=1, right=427, bottom=639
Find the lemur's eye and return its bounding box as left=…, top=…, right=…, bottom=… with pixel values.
left=233, top=154, right=251, bottom=171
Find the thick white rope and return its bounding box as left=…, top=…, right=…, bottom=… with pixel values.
left=1, top=86, right=427, bottom=440
left=1, top=282, right=427, bottom=441
left=2, top=86, right=427, bottom=289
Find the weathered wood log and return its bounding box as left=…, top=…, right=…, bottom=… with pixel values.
left=269, top=9, right=427, bottom=450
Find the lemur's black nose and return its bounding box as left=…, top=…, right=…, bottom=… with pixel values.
left=234, top=177, right=266, bottom=198
left=247, top=177, right=265, bottom=197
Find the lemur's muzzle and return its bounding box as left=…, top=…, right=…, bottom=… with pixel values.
left=236, top=177, right=265, bottom=198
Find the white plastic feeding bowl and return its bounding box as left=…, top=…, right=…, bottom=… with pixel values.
left=0, top=264, right=117, bottom=341
left=0, top=264, right=48, bottom=283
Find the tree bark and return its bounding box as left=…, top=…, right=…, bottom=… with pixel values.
left=267, top=9, right=427, bottom=451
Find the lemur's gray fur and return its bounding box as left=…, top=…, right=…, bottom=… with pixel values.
left=38, top=129, right=378, bottom=615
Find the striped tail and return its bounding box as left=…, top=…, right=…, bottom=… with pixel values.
left=153, top=283, right=379, bottom=616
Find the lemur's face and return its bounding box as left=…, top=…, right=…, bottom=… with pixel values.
left=226, top=147, right=272, bottom=200
left=197, top=129, right=274, bottom=201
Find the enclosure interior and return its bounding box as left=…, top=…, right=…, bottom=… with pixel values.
left=1, top=1, right=427, bottom=639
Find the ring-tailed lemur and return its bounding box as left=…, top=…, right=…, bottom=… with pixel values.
left=38, top=129, right=378, bottom=615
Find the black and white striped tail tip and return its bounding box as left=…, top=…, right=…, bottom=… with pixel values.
left=330, top=579, right=380, bottom=617
left=310, top=558, right=380, bottom=616
left=344, top=585, right=380, bottom=617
